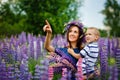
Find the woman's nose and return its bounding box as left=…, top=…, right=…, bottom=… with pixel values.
left=70, top=33, right=74, bottom=36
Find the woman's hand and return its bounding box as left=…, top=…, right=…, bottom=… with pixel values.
left=68, top=48, right=80, bottom=59
left=43, top=20, right=52, bottom=33
left=68, top=48, right=74, bottom=55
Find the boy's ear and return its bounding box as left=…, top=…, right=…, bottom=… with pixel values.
left=95, top=35, right=99, bottom=41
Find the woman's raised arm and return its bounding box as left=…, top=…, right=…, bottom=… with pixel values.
left=43, top=20, right=55, bottom=52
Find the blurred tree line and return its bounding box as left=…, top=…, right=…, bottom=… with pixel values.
left=102, top=0, right=120, bottom=37
left=0, top=0, right=119, bottom=38
left=0, top=0, right=82, bottom=37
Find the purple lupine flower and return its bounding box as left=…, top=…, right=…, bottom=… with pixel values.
left=0, top=60, right=8, bottom=80
left=0, top=50, right=2, bottom=64
left=16, top=45, right=22, bottom=61
left=29, top=40, right=34, bottom=58
left=39, top=59, right=49, bottom=80
left=18, top=32, right=27, bottom=45
left=112, top=65, right=118, bottom=80
left=33, top=65, right=41, bottom=79
left=67, top=70, right=72, bottom=80
left=56, top=34, right=67, bottom=48
left=36, top=38, right=41, bottom=59
left=60, top=68, right=72, bottom=80
left=33, top=40, right=37, bottom=60
left=19, top=57, right=31, bottom=80
left=112, top=38, right=120, bottom=78
left=111, top=38, right=117, bottom=57
left=14, top=66, right=21, bottom=79
left=60, top=68, right=68, bottom=80
left=99, top=38, right=109, bottom=80
left=9, top=50, right=17, bottom=63
left=27, top=33, right=33, bottom=44
left=109, top=39, right=115, bottom=57
left=115, top=38, right=120, bottom=49
left=108, top=65, right=118, bottom=80
left=21, top=32, right=27, bottom=44
left=21, top=44, right=28, bottom=56
left=39, top=66, right=49, bottom=80
left=10, top=35, right=14, bottom=45
left=0, top=43, right=15, bottom=64
left=40, top=36, right=46, bottom=42
left=22, top=53, right=29, bottom=61
left=51, top=35, right=58, bottom=48
left=51, top=34, right=67, bottom=48
left=38, top=34, right=45, bottom=57
left=75, top=58, right=83, bottom=80
left=12, top=36, right=20, bottom=52
left=17, top=44, right=28, bottom=61
left=48, top=66, right=54, bottom=80
left=7, top=65, right=15, bottom=80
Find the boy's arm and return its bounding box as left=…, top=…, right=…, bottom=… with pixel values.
left=68, top=48, right=81, bottom=59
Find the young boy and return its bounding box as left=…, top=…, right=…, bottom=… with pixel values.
left=68, top=27, right=100, bottom=79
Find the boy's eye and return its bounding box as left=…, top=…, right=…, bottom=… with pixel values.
left=85, top=33, right=91, bottom=35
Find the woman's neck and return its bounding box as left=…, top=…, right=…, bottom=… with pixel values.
left=70, top=42, right=77, bottom=48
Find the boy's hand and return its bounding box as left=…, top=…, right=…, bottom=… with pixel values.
left=68, top=48, right=74, bottom=55
left=43, top=20, right=52, bottom=33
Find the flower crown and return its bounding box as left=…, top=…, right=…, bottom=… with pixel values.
left=63, top=20, right=84, bottom=32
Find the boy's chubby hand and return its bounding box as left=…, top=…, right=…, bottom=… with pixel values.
left=68, top=48, right=74, bottom=55
left=43, top=20, right=52, bottom=33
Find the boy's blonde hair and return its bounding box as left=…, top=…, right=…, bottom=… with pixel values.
left=87, top=27, right=100, bottom=40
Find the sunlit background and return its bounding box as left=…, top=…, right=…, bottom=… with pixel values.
left=0, top=0, right=120, bottom=80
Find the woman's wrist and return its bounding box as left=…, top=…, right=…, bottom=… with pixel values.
left=46, top=31, right=52, bottom=34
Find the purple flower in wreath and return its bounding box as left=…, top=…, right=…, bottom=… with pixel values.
left=63, top=20, right=84, bottom=33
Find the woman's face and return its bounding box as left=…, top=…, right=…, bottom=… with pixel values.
left=68, top=26, right=79, bottom=43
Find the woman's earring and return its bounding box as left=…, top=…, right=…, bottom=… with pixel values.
left=79, top=35, right=83, bottom=39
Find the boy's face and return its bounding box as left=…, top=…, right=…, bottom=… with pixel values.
left=85, top=29, right=98, bottom=43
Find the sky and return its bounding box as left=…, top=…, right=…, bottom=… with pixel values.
left=79, top=0, right=106, bottom=29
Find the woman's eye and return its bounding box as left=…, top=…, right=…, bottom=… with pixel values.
left=74, top=30, right=78, bottom=33
left=74, top=31, right=77, bottom=33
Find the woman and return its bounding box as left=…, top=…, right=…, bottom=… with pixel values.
left=43, top=20, right=85, bottom=79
